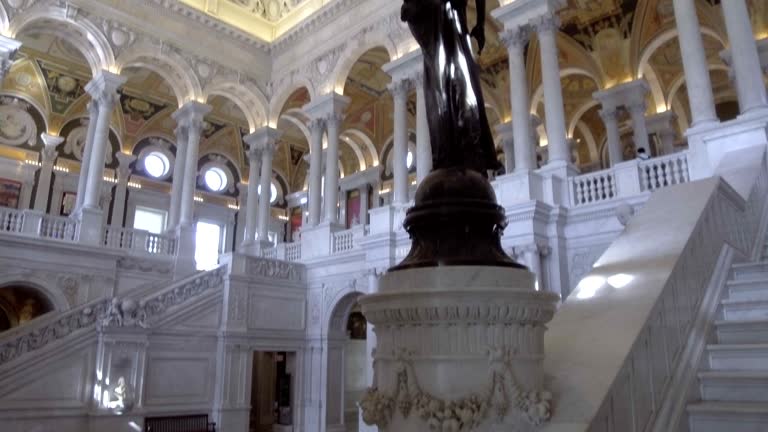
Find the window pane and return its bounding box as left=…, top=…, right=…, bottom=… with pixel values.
left=195, top=221, right=222, bottom=271
left=133, top=207, right=166, bottom=234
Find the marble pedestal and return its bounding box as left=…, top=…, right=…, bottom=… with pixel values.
left=359, top=266, right=559, bottom=432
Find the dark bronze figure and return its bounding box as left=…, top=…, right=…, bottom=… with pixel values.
left=390, top=0, right=522, bottom=271
left=401, top=0, right=501, bottom=175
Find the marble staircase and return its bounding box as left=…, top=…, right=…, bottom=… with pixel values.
left=687, top=258, right=768, bottom=431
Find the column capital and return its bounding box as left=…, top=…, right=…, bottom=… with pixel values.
left=530, top=13, right=561, bottom=35
left=243, top=126, right=282, bottom=154
left=494, top=121, right=515, bottom=142
left=307, top=117, right=325, bottom=133
left=387, top=77, right=414, bottom=99
left=85, top=71, right=126, bottom=108
left=172, top=101, right=212, bottom=131
left=115, top=152, right=137, bottom=180
left=598, top=108, right=618, bottom=122
left=0, top=35, right=21, bottom=77
left=500, top=26, right=531, bottom=50
left=626, top=101, right=647, bottom=116
left=40, top=133, right=63, bottom=164
left=302, top=92, right=350, bottom=122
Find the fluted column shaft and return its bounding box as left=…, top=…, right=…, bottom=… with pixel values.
left=258, top=145, right=275, bottom=241
left=112, top=152, right=136, bottom=226
left=672, top=0, right=718, bottom=126
left=83, top=90, right=120, bottom=209
left=168, top=126, right=188, bottom=229
left=415, top=78, right=431, bottom=183
left=534, top=15, right=569, bottom=165
left=179, top=121, right=203, bottom=226
left=75, top=103, right=99, bottom=212
left=390, top=80, right=411, bottom=204
left=308, top=119, right=324, bottom=227
left=34, top=134, right=63, bottom=212
left=359, top=185, right=369, bottom=225
left=600, top=109, right=623, bottom=166
left=628, top=102, right=651, bottom=154
left=172, top=102, right=211, bottom=227
left=504, top=27, right=535, bottom=172
left=243, top=147, right=262, bottom=246
left=722, top=0, right=768, bottom=113
left=324, top=115, right=342, bottom=223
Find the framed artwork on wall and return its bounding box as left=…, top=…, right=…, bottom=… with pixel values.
left=0, top=178, right=22, bottom=209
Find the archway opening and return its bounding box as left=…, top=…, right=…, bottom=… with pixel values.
left=326, top=292, right=366, bottom=432
left=0, top=284, right=55, bottom=332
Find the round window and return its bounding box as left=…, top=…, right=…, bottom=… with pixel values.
left=204, top=167, right=228, bottom=192
left=257, top=182, right=279, bottom=204
left=144, top=152, right=170, bottom=178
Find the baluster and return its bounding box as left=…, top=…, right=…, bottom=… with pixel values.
left=681, top=157, right=690, bottom=182
left=574, top=180, right=583, bottom=205
left=576, top=180, right=584, bottom=205
left=639, top=165, right=649, bottom=191
left=662, top=161, right=672, bottom=186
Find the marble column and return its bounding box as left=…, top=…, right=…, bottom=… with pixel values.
left=627, top=102, right=651, bottom=155
left=503, top=26, right=535, bottom=173
left=415, top=75, right=432, bottom=183
left=533, top=14, right=569, bottom=166
left=257, top=129, right=281, bottom=247
left=599, top=109, right=623, bottom=166
left=75, top=102, right=99, bottom=212
left=0, top=35, right=21, bottom=84
left=494, top=121, right=515, bottom=173
left=672, top=0, right=718, bottom=126
left=721, top=0, right=768, bottom=114
left=168, top=125, right=188, bottom=230
left=241, top=135, right=262, bottom=250
left=34, top=134, right=64, bottom=212
left=82, top=72, right=125, bottom=210
left=324, top=114, right=342, bottom=224
left=307, top=119, right=324, bottom=227
left=389, top=79, right=412, bottom=204
left=659, top=129, right=677, bottom=155
left=359, top=185, right=369, bottom=225
left=235, top=182, right=247, bottom=246
left=112, top=152, right=136, bottom=227
left=173, top=102, right=211, bottom=226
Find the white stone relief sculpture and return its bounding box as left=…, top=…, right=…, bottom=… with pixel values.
left=360, top=348, right=552, bottom=431
left=0, top=99, right=36, bottom=147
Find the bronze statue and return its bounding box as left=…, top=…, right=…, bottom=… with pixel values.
left=389, top=0, right=522, bottom=272
left=401, top=0, right=501, bottom=175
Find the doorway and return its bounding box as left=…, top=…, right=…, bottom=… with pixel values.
left=250, top=351, right=295, bottom=432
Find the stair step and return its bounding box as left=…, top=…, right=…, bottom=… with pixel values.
left=722, top=298, right=768, bottom=321
left=707, top=344, right=768, bottom=371
left=699, top=371, right=768, bottom=402
left=715, top=319, right=768, bottom=344
left=727, top=278, right=768, bottom=301
left=732, top=261, right=768, bottom=281
left=688, top=402, right=768, bottom=432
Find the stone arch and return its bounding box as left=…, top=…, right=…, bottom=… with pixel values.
left=331, top=40, right=397, bottom=95
left=636, top=26, right=727, bottom=80
left=269, top=81, right=316, bottom=126
left=325, top=287, right=366, bottom=337
left=116, top=43, right=202, bottom=106
left=343, top=128, right=379, bottom=168
left=204, top=78, right=268, bottom=132
left=0, top=2, right=9, bottom=34
left=339, top=133, right=367, bottom=172
left=9, top=4, right=115, bottom=74
left=568, top=100, right=600, bottom=138
left=0, top=277, right=69, bottom=312
left=667, top=64, right=731, bottom=111
left=575, top=120, right=599, bottom=163
left=529, top=68, right=601, bottom=114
